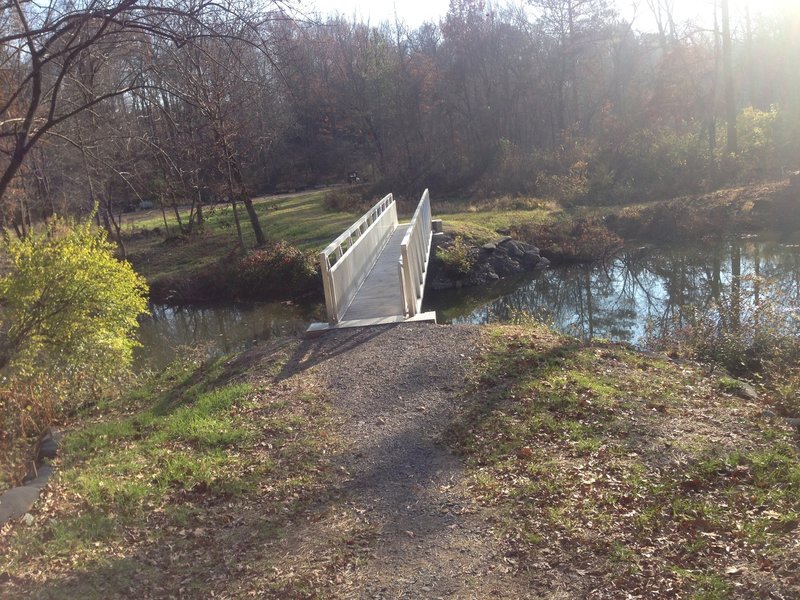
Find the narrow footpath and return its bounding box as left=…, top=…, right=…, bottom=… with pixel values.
left=304, top=324, right=534, bottom=599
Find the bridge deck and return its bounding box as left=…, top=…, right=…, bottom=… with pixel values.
left=309, top=190, right=436, bottom=335
left=342, top=224, right=410, bottom=321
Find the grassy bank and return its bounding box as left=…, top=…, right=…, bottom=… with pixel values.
left=449, top=324, right=800, bottom=598
left=440, top=179, right=799, bottom=263
left=1, top=321, right=798, bottom=597
left=122, top=178, right=798, bottom=302
left=124, top=190, right=361, bottom=284
left=0, top=341, right=373, bottom=598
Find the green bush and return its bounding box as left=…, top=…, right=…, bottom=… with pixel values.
left=233, top=242, right=317, bottom=297
left=0, top=218, right=149, bottom=467
left=436, top=236, right=476, bottom=277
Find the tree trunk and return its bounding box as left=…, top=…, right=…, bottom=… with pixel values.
left=230, top=158, right=265, bottom=246
left=171, top=200, right=185, bottom=233
left=721, top=0, right=737, bottom=154
left=195, top=188, right=204, bottom=229
left=159, top=196, right=171, bottom=237
left=730, top=240, right=741, bottom=330
left=103, top=194, right=126, bottom=259
left=224, top=163, right=245, bottom=251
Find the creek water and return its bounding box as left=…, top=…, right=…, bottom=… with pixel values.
left=425, top=237, right=800, bottom=345
left=134, top=301, right=322, bottom=371
left=136, top=238, right=800, bottom=370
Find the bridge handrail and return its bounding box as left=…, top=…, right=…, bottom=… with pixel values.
left=320, top=193, right=394, bottom=262
left=398, top=189, right=433, bottom=317
left=319, top=193, right=398, bottom=324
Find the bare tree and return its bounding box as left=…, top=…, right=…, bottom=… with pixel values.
left=0, top=0, right=289, bottom=229
left=720, top=0, right=737, bottom=153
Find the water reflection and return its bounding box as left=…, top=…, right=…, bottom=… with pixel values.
left=425, top=239, right=800, bottom=345
left=135, top=301, right=321, bottom=370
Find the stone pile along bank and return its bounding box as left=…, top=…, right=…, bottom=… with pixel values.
left=428, top=233, right=549, bottom=291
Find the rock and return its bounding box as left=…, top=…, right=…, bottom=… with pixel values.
left=36, top=428, right=61, bottom=462
left=0, top=487, right=42, bottom=524
left=522, top=250, right=541, bottom=265
left=22, top=513, right=34, bottom=526
left=733, top=381, right=760, bottom=401
left=504, top=240, right=526, bottom=258
left=27, top=465, right=53, bottom=490
left=762, top=409, right=777, bottom=418
left=0, top=465, right=54, bottom=525
left=495, top=228, right=511, bottom=235
left=785, top=417, right=800, bottom=429
left=428, top=232, right=548, bottom=290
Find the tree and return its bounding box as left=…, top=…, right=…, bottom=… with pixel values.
left=529, top=0, right=615, bottom=133
left=0, top=0, right=288, bottom=230
left=721, top=0, right=737, bottom=153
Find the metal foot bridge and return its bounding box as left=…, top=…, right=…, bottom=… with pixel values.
left=307, top=189, right=437, bottom=334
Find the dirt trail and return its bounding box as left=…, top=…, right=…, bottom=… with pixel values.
left=301, top=323, right=534, bottom=599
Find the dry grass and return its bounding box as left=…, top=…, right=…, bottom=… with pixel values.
left=449, top=324, right=800, bottom=598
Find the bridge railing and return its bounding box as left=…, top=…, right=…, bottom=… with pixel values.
left=319, top=193, right=397, bottom=324
left=399, top=189, right=433, bottom=317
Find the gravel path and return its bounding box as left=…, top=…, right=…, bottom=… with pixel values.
left=302, top=323, right=534, bottom=599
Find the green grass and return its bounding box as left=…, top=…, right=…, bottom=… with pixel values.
left=0, top=341, right=349, bottom=598
left=123, top=191, right=359, bottom=249
left=448, top=323, right=800, bottom=597
left=433, top=196, right=559, bottom=243
left=123, top=190, right=561, bottom=284
left=123, top=190, right=361, bottom=282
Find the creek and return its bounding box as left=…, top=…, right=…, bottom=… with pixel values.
left=136, top=238, right=800, bottom=370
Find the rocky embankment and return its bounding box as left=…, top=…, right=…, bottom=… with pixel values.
left=428, top=232, right=549, bottom=290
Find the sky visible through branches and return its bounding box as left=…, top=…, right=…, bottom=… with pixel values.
left=311, top=0, right=798, bottom=29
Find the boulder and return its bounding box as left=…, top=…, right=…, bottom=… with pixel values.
left=36, top=428, right=62, bottom=462
left=503, top=240, right=526, bottom=258
left=428, top=232, right=549, bottom=291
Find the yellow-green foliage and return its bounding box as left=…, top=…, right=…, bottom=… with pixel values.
left=0, top=217, right=149, bottom=392
left=436, top=236, right=476, bottom=277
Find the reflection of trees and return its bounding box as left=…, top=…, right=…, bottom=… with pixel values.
left=443, top=241, right=800, bottom=345
left=135, top=303, right=313, bottom=370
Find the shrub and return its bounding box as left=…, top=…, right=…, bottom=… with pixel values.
left=513, top=218, right=623, bottom=263
left=233, top=242, right=317, bottom=297
left=149, top=242, right=319, bottom=304
left=436, top=236, right=476, bottom=277
left=535, top=161, right=590, bottom=205
left=322, top=187, right=371, bottom=213
left=0, top=218, right=149, bottom=473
